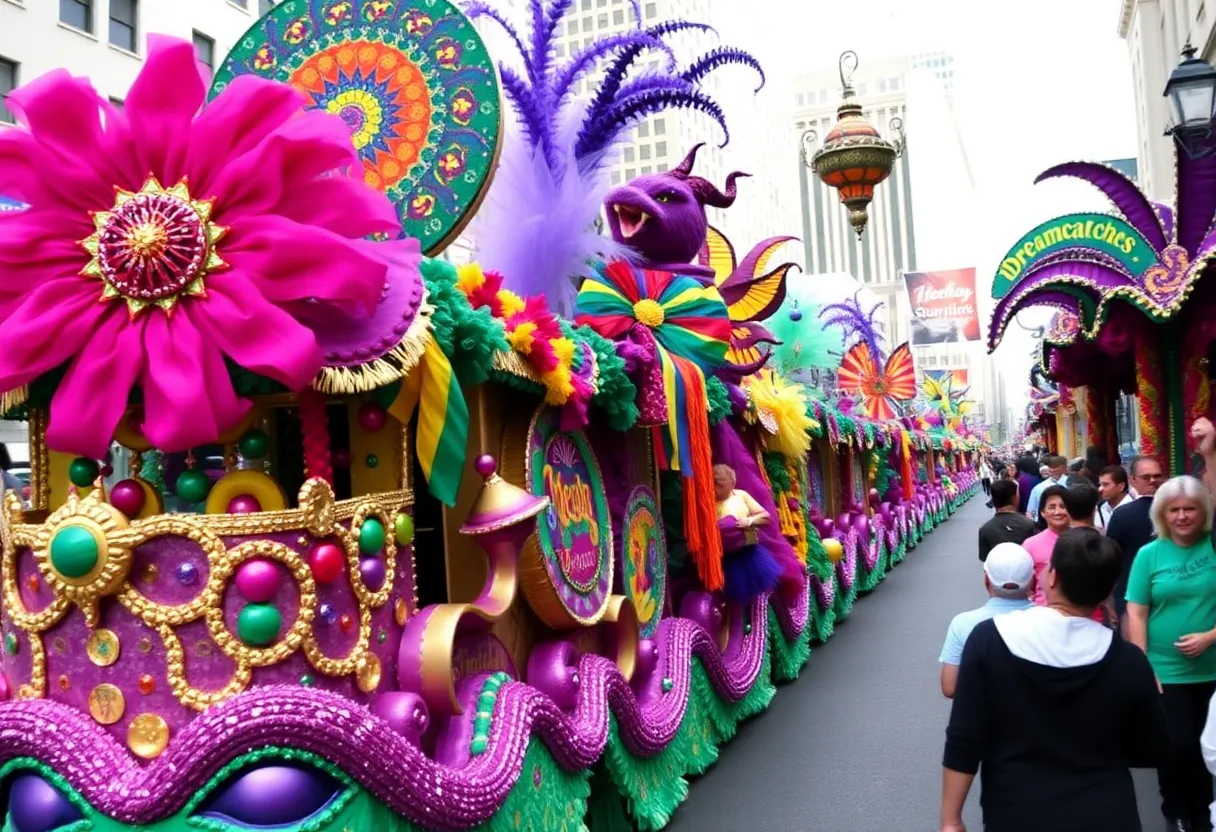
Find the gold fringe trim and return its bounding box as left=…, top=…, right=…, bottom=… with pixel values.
left=1, top=386, right=29, bottom=416
left=492, top=349, right=541, bottom=382
left=311, top=287, right=435, bottom=396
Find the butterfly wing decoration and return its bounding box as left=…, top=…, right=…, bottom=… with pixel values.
left=838, top=341, right=917, bottom=421
left=699, top=226, right=798, bottom=374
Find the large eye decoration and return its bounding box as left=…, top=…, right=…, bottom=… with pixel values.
left=194, top=762, right=346, bottom=828
left=654, top=192, right=674, bottom=203
left=5, top=774, right=83, bottom=832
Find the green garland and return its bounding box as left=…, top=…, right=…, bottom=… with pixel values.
left=705, top=376, right=731, bottom=426
left=768, top=605, right=812, bottom=683
left=576, top=324, right=639, bottom=432
left=419, top=258, right=506, bottom=386
left=761, top=452, right=791, bottom=493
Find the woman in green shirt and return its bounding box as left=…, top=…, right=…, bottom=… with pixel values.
left=1126, top=475, right=1216, bottom=832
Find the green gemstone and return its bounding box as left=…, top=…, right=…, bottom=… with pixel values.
left=377, top=628, right=387, bottom=644
left=393, top=513, right=415, bottom=547
left=661, top=677, right=673, bottom=693
left=238, top=429, right=270, bottom=460
left=50, top=525, right=100, bottom=579
left=744, top=622, right=753, bottom=636
left=365, top=454, right=379, bottom=469
left=358, top=518, right=386, bottom=555
left=469, top=736, right=489, bottom=755
left=4, top=633, right=18, bottom=656
left=300, top=674, right=314, bottom=686
left=237, top=604, right=282, bottom=647
left=175, top=470, right=211, bottom=504
left=68, top=457, right=100, bottom=488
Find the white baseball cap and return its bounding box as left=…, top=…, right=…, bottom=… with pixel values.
left=984, top=542, right=1034, bottom=591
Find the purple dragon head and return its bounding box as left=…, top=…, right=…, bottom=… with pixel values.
left=604, top=143, right=749, bottom=277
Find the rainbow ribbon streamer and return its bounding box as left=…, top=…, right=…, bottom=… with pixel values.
left=576, top=260, right=732, bottom=473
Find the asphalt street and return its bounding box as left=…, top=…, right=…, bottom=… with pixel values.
left=667, top=496, right=1162, bottom=832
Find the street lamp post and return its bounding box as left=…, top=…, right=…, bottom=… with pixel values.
left=1164, top=43, right=1216, bottom=160
left=800, top=51, right=905, bottom=237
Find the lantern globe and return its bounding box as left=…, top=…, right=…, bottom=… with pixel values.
left=1164, top=44, right=1216, bottom=132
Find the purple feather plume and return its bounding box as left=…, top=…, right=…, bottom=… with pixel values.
left=819, top=292, right=885, bottom=362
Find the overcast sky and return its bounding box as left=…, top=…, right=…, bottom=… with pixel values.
left=736, top=0, right=1139, bottom=414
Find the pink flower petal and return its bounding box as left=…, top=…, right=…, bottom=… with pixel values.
left=0, top=115, right=110, bottom=216
left=208, top=110, right=359, bottom=220
left=123, top=36, right=208, bottom=184
left=221, top=215, right=387, bottom=310
left=45, top=315, right=145, bottom=458
left=193, top=279, right=323, bottom=390
left=140, top=310, right=249, bottom=452
left=187, top=76, right=310, bottom=196
left=0, top=214, right=89, bottom=310
left=0, top=280, right=110, bottom=391
left=269, top=173, right=401, bottom=239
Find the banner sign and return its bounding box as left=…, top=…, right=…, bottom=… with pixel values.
left=991, top=212, right=1152, bottom=299
left=903, top=268, right=981, bottom=344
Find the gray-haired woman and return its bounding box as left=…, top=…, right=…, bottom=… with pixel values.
left=1126, top=475, right=1216, bottom=832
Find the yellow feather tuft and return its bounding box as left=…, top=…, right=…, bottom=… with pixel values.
left=506, top=321, right=538, bottom=354
left=746, top=370, right=816, bottom=458
left=541, top=366, right=575, bottom=404
left=499, top=291, right=526, bottom=317
left=455, top=263, right=486, bottom=295
left=552, top=337, right=576, bottom=364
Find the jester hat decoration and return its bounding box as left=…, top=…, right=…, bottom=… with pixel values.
left=576, top=259, right=732, bottom=588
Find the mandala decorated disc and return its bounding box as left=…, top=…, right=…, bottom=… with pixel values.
left=209, top=0, right=502, bottom=255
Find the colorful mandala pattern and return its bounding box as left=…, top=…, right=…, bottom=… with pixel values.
left=210, top=0, right=501, bottom=255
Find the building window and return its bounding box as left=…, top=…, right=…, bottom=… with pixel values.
left=581, top=0, right=591, bottom=9
left=555, top=43, right=565, bottom=57
left=0, top=59, right=17, bottom=125
left=610, top=170, right=621, bottom=185
left=890, top=77, right=901, bottom=91
left=60, top=0, right=93, bottom=32
left=655, top=140, right=666, bottom=157
left=567, top=19, right=577, bottom=34
left=259, top=0, right=277, bottom=14
left=644, top=2, right=656, bottom=18
left=193, top=31, right=216, bottom=69
left=637, top=121, right=649, bottom=138
left=624, top=167, right=636, bottom=179
left=623, top=146, right=635, bottom=162
left=639, top=144, right=651, bottom=160
left=109, top=0, right=138, bottom=52
left=597, top=13, right=608, bottom=26
left=657, top=162, right=668, bottom=172
left=612, top=9, right=623, bottom=23
left=640, top=165, right=651, bottom=174
left=654, top=118, right=665, bottom=135
left=796, top=93, right=805, bottom=105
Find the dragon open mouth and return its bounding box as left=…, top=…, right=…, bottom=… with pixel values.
left=613, top=204, right=649, bottom=239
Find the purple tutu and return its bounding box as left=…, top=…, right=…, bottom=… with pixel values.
left=722, top=544, right=783, bottom=603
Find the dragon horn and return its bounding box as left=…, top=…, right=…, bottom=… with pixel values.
left=672, top=142, right=705, bottom=177
left=690, top=171, right=750, bottom=208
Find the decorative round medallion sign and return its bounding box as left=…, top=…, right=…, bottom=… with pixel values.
left=519, top=407, right=613, bottom=629
left=620, top=486, right=667, bottom=640
left=210, top=0, right=503, bottom=255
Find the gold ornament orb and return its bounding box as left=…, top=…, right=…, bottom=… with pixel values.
left=356, top=653, right=382, bottom=693
left=86, top=629, right=121, bottom=667
left=822, top=537, right=844, bottom=564
left=87, top=683, right=126, bottom=725
left=127, top=713, right=171, bottom=759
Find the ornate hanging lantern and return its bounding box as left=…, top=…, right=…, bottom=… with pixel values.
left=802, top=51, right=905, bottom=236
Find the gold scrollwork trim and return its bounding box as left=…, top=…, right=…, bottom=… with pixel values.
left=1, top=479, right=409, bottom=711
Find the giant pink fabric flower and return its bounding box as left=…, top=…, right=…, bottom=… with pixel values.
left=0, top=36, right=417, bottom=457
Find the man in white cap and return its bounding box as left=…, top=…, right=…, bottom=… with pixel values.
left=939, top=542, right=1035, bottom=698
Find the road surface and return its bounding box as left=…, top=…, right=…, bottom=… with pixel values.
left=667, top=497, right=1161, bottom=832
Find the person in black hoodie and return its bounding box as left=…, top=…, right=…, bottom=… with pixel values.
left=939, top=528, right=1169, bottom=832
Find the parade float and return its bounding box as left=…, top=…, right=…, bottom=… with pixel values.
left=0, top=2, right=983, bottom=830
left=987, top=125, right=1216, bottom=472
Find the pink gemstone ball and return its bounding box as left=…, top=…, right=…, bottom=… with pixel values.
left=356, top=402, right=388, bottom=433
left=474, top=454, right=497, bottom=478
left=227, top=495, right=262, bottom=514
left=310, top=543, right=345, bottom=584
left=110, top=479, right=147, bottom=517
left=235, top=559, right=281, bottom=603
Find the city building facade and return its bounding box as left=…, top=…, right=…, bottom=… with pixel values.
left=1117, top=0, right=1214, bottom=201
left=793, top=51, right=1010, bottom=438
